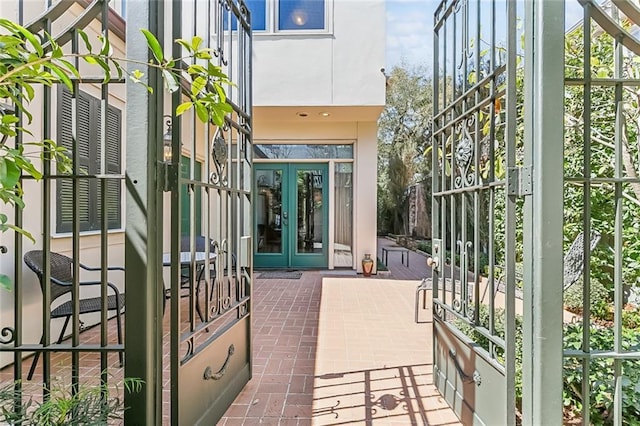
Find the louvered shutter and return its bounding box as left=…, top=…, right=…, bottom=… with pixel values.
left=105, top=104, right=121, bottom=229
left=56, top=87, right=92, bottom=233
left=56, top=88, right=121, bottom=232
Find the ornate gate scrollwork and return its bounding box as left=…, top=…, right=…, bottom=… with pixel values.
left=454, top=118, right=476, bottom=189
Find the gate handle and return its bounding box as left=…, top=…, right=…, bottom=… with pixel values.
left=449, top=349, right=481, bottom=386
left=203, top=344, right=235, bottom=381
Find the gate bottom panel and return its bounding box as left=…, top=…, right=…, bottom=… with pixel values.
left=178, top=316, right=251, bottom=425
left=433, top=318, right=507, bottom=426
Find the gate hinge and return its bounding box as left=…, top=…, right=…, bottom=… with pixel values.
left=507, top=165, right=532, bottom=197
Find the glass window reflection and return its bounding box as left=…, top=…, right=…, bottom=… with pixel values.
left=278, top=0, right=325, bottom=30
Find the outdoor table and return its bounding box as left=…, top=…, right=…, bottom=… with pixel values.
left=381, top=246, right=410, bottom=267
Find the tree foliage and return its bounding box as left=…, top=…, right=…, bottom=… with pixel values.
left=377, top=64, right=433, bottom=235
left=564, top=23, right=640, bottom=294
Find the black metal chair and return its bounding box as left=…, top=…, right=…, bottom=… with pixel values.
left=23, top=250, right=125, bottom=380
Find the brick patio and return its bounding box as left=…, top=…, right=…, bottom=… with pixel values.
left=220, top=238, right=458, bottom=425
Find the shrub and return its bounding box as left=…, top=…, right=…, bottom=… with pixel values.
left=564, top=277, right=611, bottom=321
left=0, top=378, right=143, bottom=425
left=563, top=323, right=640, bottom=424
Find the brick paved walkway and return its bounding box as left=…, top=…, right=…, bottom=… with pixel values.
left=220, top=238, right=458, bottom=425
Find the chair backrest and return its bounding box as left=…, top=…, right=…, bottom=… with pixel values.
left=23, top=250, right=74, bottom=303
left=563, top=231, right=601, bottom=291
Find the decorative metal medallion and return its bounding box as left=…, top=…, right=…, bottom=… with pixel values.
left=210, top=126, right=228, bottom=186
left=454, top=118, right=476, bottom=188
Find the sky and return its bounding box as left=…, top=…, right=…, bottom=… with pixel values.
left=385, top=0, right=585, bottom=71
left=386, top=0, right=435, bottom=70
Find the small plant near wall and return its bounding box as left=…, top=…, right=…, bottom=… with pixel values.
left=0, top=377, right=143, bottom=425
left=0, top=18, right=232, bottom=290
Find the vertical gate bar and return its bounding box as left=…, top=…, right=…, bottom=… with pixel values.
left=522, top=0, right=533, bottom=418
left=40, top=12, right=54, bottom=399
left=522, top=0, right=565, bottom=424
left=448, top=17, right=456, bottom=311
left=580, top=5, right=592, bottom=424
left=70, top=30, right=81, bottom=403
left=99, top=0, right=110, bottom=389
left=490, top=0, right=498, bottom=345
left=452, top=5, right=457, bottom=103
left=170, top=0, right=182, bottom=422
left=488, top=181, right=495, bottom=347
left=504, top=0, right=517, bottom=422
left=440, top=124, right=444, bottom=306
left=189, top=0, right=198, bottom=330
left=13, top=0, right=25, bottom=412
left=203, top=0, right=212, bottom=324
left=432, top=8, right=440, bottom=313
left=124, top=0, right=165, bottom=422
left=473, top=0, right=481, bottom=325
left=613, top=23, right=624, bottom=424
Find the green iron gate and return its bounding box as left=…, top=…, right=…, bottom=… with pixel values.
left=0, top=0, right=131, bottom=421
left=432, top=0, right=640, bottom=424
left=126, top=0, right=252, bottom=424
left=430, top=0, right=519, bottom=424
left=0, top=0, right=251, bottom=424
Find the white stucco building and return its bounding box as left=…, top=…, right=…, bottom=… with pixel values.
left=250, top=0, right=386, bottom=271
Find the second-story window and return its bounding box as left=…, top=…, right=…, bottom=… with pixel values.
left=278, top=0, right=325, bottom=30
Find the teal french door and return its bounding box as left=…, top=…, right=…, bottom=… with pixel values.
left=254, top=163, right=329, bottom=268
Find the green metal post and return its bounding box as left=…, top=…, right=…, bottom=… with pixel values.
left=124, top=0, right=165, bottom=423
left=522, top=0, right=565, bottom=424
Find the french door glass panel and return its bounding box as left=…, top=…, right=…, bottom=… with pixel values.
left=295, top=168, right=323, bottom=254
left=256, top=168, right=284, bottom=254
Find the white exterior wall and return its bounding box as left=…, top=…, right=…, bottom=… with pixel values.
left=253, top=0, right=386, bottom=107
left=354, top=121, right=378, bottom=270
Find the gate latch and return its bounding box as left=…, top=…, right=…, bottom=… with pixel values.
left=507, top=165, right=532, bottom=197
